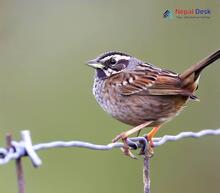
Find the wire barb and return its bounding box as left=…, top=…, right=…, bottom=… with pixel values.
left=0, top=128, right=220, bottom=167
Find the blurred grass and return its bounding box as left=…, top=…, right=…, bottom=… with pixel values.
left=0, top=1, right=219, bottom=193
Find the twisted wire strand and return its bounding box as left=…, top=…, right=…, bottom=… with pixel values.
left=0, top=129, right=220, bottom=167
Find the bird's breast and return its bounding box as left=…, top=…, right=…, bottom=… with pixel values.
left=93, top=77, right=189, bottom=127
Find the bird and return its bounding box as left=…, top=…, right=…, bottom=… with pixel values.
left=87, top=49, right=220, bottom=158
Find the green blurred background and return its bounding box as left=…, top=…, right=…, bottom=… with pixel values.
left=0, top=1, right=219, bottom=193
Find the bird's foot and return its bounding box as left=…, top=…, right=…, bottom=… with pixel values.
left=145, top=136, right=155, bottom=158
left=112, top=122, right=155, bottom=159
left=112, top=133, right=138, bottom=159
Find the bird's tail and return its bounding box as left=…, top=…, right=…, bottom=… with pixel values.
left=180, top=49, right=220, bottom=90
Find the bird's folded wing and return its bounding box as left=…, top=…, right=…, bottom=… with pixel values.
left=117, top=71, right=194, bottom=97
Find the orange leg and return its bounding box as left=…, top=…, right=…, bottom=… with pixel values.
left=146, top=126, right=161, bottom=147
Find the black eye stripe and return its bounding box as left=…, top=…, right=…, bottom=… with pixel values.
left=117, top=59, right=128, bottom=63
left=101, top=57, right=129, bottom=72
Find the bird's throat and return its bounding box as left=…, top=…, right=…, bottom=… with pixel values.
left=96, top=69, right=107, bottom=79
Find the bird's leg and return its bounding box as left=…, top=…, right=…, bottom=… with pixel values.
left=112, top=121, right=152, bottom=158
left=139, top=126, right=161, bottom=157
left=146, top=126, right=160, bottom=146
left=112, top=121, right=153, bottom=142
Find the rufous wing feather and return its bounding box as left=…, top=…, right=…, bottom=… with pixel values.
left=116, top=69, right=193, bottom=97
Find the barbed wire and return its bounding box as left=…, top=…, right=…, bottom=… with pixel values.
left=0, top=128, right=220, bottom=167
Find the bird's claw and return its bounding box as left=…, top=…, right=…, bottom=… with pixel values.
left=146, top=145, right=154, bottom=158
left=120, top=147, right=138, bottom=159
left=112, top=133, right=139, bottom=159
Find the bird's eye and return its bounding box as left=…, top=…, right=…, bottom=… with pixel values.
left=109, top=58, right=117, bottom=65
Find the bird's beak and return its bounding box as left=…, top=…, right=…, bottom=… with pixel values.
left=87, top=59, right=105, bottom=69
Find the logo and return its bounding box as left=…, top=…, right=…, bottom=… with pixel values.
left=163, top=10, right=173, bottom=18
left=163, top=8, right=211, bottom=19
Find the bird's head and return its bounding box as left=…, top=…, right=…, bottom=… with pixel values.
left=87, top=51, right=143, bottom=79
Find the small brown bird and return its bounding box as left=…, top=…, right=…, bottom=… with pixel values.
left=87, top=50, right=220, bottom=157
